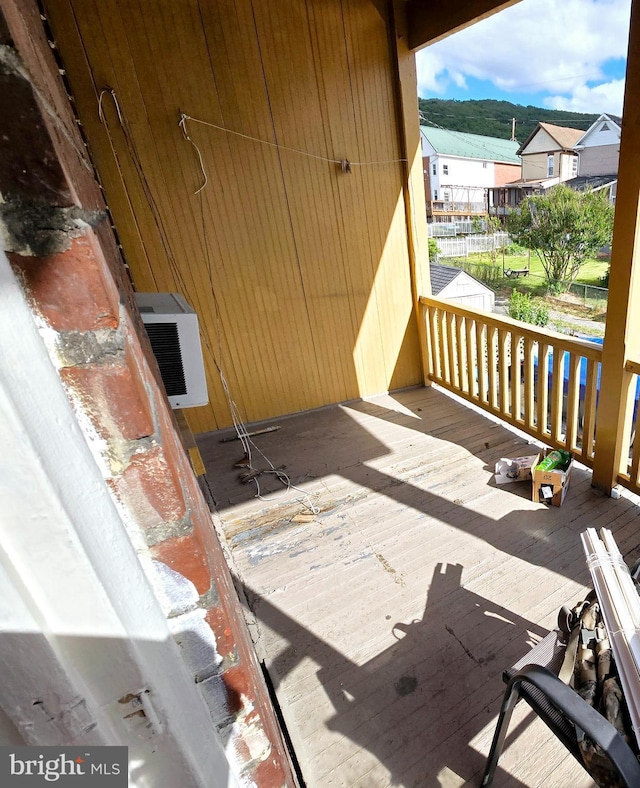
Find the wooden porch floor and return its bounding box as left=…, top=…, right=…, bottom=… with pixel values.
left=197, top=385, right=640, bottom=788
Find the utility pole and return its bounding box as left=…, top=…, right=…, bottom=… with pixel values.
left=511, top=118, right=516, bottom=141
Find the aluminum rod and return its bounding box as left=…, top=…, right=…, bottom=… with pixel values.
left=582, top=528, right=640, bottom=747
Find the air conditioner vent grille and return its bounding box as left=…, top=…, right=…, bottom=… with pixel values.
left=144, top=322, right=187, bottom=396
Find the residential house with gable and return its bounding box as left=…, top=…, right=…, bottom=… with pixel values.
left=517, top=121, right=583, bottom=184
left=574, top=113, right=622, bottom=177
left=566, top=113, right=621, bottom=203
left=490, top=122, right=585, bottom=216
left=421, top=126, right=520, bottom=223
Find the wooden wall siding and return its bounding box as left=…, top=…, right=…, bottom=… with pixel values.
left=44, top=0, right=421, bottom=432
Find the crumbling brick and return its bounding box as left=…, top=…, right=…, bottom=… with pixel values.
left=9, top=232, right=119, bottom=330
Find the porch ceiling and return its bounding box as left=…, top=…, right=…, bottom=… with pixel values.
left=406, top=0, right=524, bottom=50
left=197, top=385, right=640, bottom=786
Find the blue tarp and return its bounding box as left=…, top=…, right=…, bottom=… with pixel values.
left=533, top=336, right=640, bottom=417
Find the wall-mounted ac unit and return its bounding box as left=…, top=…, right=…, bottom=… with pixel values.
left=134, top=292, right=208, bottom=409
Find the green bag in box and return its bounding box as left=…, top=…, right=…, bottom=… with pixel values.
left=536, top=449, right=571, bottom=472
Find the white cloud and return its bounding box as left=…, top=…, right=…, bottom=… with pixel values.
left=415, top=0, right=630, bottom=113
left=545, top=79, right=626, bottom=114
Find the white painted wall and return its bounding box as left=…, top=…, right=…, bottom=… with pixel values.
left=579, top=119, right=621, bottom=148
left=0, top=249, right=239, bottom=787
left=425, top=155, right=495, bottom=202
left=422, top=137, right=498, bottom=203
left=521, top=126, right=558, bottom=154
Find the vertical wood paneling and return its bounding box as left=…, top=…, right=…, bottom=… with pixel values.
left=45, top=0, right=421, bottom=432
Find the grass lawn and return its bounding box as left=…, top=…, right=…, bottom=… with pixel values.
left=459, top=250, right=609, bottom=291
left=440, top=250, right=609, bottom=337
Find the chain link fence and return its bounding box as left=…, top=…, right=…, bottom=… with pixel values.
left=568, top=282, right=608, bottom=307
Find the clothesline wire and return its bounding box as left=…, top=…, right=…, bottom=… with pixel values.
left=179, top=112, right=408, bottom=167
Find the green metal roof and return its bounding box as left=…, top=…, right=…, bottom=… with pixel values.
left=420, top=126, right=521, bottom=164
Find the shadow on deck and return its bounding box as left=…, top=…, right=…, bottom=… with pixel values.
left=197, top=385, right=639, bottom=786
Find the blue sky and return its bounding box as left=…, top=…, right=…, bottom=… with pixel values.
left=416, top=0, right=630, bottom=116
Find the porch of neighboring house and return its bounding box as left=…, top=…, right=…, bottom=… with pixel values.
left=198, top=385, right=640, bottom=787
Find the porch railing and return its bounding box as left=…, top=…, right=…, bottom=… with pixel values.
left=420, top=296, right=602, bottom=468
left=420, top=296, right=640, bottom=493
left=430, top=200, right=486, bottom=214
left=621, top=359, right=640, bottom=491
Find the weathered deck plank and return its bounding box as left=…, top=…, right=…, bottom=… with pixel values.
left=198, top=386, right=640, bottom=787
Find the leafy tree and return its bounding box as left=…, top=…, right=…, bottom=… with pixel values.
left=428, top=237, right=439, bottom=260
left=507, top=184, right=614, bottom=290
left=507, top=290, right=549, bottom=328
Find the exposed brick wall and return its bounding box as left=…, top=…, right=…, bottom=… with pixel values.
left=0, top=2, right=296, bottom=786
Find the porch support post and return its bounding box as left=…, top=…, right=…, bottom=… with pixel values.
left=390, top=0, right=432, bottom=386
left=592, top=0, right=640, bottom=493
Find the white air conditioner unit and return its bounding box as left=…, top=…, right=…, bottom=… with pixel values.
left=134, top=292, right=208, bottom=409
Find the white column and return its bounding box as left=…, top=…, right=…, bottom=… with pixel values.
left=0, top=248, right=238, bottom=787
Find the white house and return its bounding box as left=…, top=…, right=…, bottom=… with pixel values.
left=421, top=127, right=520, bottom=222
left=516, top=122, right=583, bottom=186
left=574, top=113, right=621, bottom=177
left=429, top=263, right=495, bottom=312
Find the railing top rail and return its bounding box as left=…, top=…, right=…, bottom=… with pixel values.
left=420, top=295, right=603, bottom=360
left=625, top=359, right=640, bottom=375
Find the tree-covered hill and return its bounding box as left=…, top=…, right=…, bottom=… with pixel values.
left=418, top=98, right=599, bottom=142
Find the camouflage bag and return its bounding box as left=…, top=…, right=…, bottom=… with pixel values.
left=561, top=595, right=637, bottom=786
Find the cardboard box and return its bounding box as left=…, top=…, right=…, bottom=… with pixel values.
left=494, top=455, right=538, bottom=485
left=531, top=450, right=573, bottom=506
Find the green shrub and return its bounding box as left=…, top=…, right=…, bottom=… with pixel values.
left=428, top=238, right=439, bottom=260
left=507, top=290, right=549, bottom=327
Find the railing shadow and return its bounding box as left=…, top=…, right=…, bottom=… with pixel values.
left=239, top=563, right=545, bottom=786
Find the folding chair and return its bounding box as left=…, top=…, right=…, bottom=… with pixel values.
left=481, top=629, right=640, bottom=786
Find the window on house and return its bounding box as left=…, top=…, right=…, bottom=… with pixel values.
left=601, top=122, right=610, bottom=131
left=572, top=157, right=578, bottom=176
left=483, top=162, right=487, bottom=168
left=443, top=164, right=449, bottom=175
left=432, top=163, right=437, bottom=176
left=547, top=154, right=554, bottom=177
left=443, top=190, right=450, bottom=201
